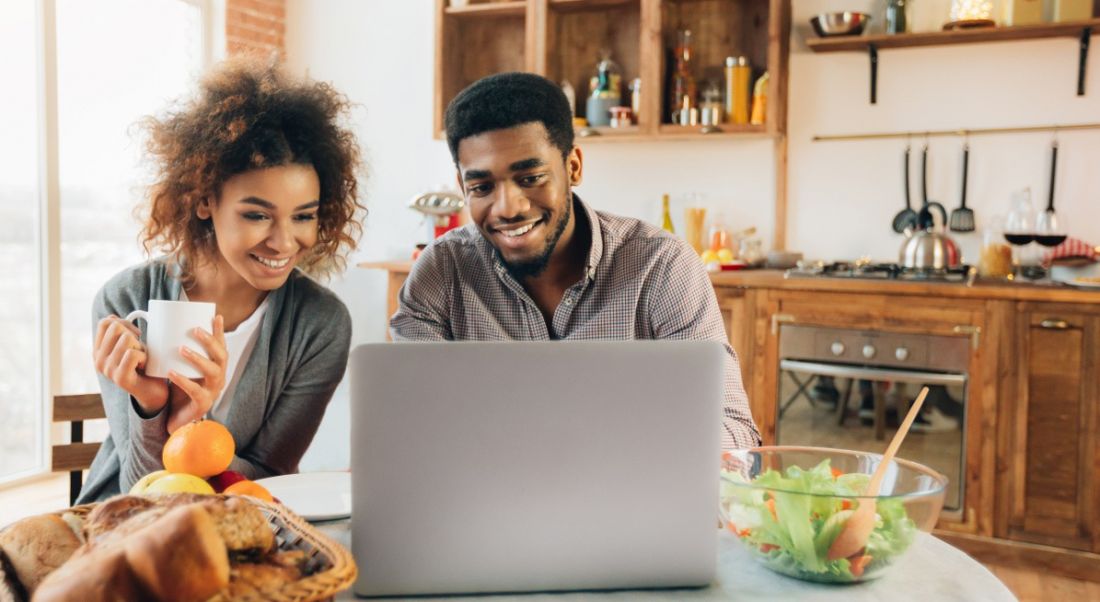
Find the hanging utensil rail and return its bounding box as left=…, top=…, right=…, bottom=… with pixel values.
left=813, top=122, right=1100, bottom=143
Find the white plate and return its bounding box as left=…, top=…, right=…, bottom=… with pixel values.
left=1068, top=278, right=1100, bottom=289
left=254, top=471, right=351, bottom=522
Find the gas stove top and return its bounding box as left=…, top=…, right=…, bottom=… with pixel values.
left=785, top=261, right=976, bottom=284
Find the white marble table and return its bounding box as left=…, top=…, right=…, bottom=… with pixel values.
left=317, top=522, right=1016, bottom=601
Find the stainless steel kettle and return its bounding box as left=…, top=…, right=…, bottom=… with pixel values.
left=899, top=202, right=961, bottom=270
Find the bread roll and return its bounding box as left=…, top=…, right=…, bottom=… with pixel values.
left=123, top=504, right=229, bottom=602
left=0, top=515, right=81, bottom=595
left=31, top=545, right=142, bottom=602
left=87, top=494, right=273, bottom=554
left=82, top=495, right=157, bottom=542
left=207, top=557, right=302, bottom=601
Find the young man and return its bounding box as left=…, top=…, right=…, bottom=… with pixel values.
left=390, top=72, right=760, bottom=449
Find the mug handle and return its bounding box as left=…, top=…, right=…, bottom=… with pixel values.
left=124, top=309, right=149, bottom=325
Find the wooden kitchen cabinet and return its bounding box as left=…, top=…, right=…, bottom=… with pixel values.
left=998, top=302, right=1100, bottom=552
left=434, top=0, right=791, bottom=142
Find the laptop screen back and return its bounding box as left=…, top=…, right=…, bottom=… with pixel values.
left=350, top=341, right=723, bottom=597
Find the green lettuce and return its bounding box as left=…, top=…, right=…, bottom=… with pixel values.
left=720, top=458, right=918, bottom=583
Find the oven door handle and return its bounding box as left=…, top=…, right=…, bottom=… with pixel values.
left=780, top=360, right=968, bottom=387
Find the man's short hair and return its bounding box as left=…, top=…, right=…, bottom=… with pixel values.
left=444, top=72, right=575, bottom=164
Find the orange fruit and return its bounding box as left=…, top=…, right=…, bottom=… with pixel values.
left=162, top=419, right=235, bottom=478
left=224, top=480, right=274, bottom=503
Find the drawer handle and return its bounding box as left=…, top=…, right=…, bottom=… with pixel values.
left=952, top=325, right=981, bottom=350
left=771, top=314, right=795, bottom=335
left=1040, top=319, right=1069, bottom=330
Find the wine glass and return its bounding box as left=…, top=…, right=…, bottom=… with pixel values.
left=1034, top=209, right=1066, bottom=283
left=1004, top=189, right=1036, bottom=280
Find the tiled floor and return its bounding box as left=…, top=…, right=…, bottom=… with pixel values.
left=1, top=474, right=1096, bottom=600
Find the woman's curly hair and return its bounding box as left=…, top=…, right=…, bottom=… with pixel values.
left=140, top=56, right=364, bottom=282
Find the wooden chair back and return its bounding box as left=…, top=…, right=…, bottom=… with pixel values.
left=52, top=393, right=105, bottom=505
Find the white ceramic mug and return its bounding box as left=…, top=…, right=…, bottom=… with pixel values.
left=125, top=300, right=215, bottom=379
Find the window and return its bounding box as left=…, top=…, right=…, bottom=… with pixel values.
left=58, top=0, right=206, bottom=395
left=0, top=0, right=210, bottom=484
left=0, top=1, right=43, bottom=481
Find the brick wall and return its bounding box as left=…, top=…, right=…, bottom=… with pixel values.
left=226, top=0, right=285, bottom=59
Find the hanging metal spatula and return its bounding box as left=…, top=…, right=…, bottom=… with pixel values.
left=949, top=143, right=975, bottom=232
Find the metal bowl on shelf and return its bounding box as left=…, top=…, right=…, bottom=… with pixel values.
left=810, top=12, right=871, bottom=37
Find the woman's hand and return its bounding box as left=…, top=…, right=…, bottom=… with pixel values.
left=166, top=315, right=227, bottom=433
left=94, top=316, right=169, bottom=415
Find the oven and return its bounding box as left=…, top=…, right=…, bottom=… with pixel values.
left=775, top=325, right=970, bottom=519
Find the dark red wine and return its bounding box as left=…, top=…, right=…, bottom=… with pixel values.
left=1004, top=233, right=1035, bottom=246
left=1035, top=234, right=1067, bottom=247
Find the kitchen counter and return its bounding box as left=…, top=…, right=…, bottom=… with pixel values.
left=710, top=269, right=1100, bottom=303
left=360, top=261, right=1100, bottom=304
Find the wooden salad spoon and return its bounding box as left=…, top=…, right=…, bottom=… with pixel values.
left=827, top=386, right=930, bottom=561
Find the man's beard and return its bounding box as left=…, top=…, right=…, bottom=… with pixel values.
left=502, top=192, right=572, bottom=281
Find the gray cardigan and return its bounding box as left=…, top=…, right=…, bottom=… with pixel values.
left=77, top=259, right=351, bottom=503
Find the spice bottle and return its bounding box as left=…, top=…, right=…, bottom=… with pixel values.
left=668, top=30, right=697, bottom=124
left=725, top=56, right=751, bottom=124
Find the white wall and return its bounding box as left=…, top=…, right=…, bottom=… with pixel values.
left=791, top=0, right=1100, bottom=262
left=287, top=0, right=1100, bottom=468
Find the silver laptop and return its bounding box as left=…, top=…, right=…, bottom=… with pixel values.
left=350, top=341, right=723, bottom=597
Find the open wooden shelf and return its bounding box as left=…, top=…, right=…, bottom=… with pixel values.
left=435, top=0, right=790, bottom=142
left=549, top=0, right=637, bottom=11
left=659, top=123, right=766, bottom=136
left=572, top=123, right=769, bottom=143
left=807, top=19, right=1100, bottom=53
left=444, top=1, right=526, bottom=17
left=575, top=125, right=640, bottom=139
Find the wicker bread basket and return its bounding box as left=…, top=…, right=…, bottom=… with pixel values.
left=3, top=498, right=356, bottom=602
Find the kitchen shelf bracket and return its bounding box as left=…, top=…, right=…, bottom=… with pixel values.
left=1078, top=26, right=1091, bottom=96
left=869, top=43, right=878, bottom=105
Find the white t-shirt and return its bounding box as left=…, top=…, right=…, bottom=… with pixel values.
left=180, top=291, right=269, bottom=422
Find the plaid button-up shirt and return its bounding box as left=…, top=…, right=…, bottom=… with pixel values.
left=390, top=195, right=761, bottom=449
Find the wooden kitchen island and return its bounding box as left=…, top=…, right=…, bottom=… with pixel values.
left=361, top=261, right=1100, bottom=581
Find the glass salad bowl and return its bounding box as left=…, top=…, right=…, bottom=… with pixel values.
left=719, top=446, right=947, bottom=584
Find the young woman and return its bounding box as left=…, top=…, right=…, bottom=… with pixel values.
left=78, top=58, right=364, bottom=503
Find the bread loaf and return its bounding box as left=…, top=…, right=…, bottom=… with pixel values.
left=0, top=515, right=81, bottom=595
left=123, top=504, right=229, bottom=602
left=31, top=545, right=142, bottom=602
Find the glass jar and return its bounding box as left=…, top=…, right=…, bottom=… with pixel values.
left=585, top=50, right=621, bottom=127
left=949, top=0, right=994, bottom=24
left=978, top=215, right=1013, bottom=279
left=885, top=0, right=908, bottom=34
left=739, top=238, right=764, bottom=267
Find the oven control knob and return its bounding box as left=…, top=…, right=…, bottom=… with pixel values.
left=862, top=344, right=876, bottom=359
left=895, top=347, right=910, bottom=361
left=830, top=341, right=846, bottom=356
